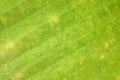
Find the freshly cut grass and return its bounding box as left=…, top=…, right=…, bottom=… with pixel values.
left=0, top=0, right=120, bottom=80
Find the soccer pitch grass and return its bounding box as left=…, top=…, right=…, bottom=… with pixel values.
left=0, top=0, right=120, bottom=80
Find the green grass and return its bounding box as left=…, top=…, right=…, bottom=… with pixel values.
left=0, top=0, right=120, bottom=80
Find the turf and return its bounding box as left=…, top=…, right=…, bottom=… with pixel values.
left=0, top=0, right=120, bottom=80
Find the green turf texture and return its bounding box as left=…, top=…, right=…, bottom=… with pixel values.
left=0, top=0, right=120, bottom=80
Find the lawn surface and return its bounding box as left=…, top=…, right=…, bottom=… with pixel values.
left=0, top=0, right=120, bottom=80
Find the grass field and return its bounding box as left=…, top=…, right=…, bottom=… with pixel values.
left=0, top=0, right=120, bottom=80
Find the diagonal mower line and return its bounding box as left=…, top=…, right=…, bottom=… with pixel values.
left=0, top=0, right=42, bottom=16
left=0, top=0, right=119, bottom=79
left=0, top=12, right=104, bottom=67
left=20, top=35, right=95, bottom=79
left=0, top=11, right=98, bottom=69
left=0, top=18, right=119, bottom=80
left=0, top=0, right=114, bottom=34
left=25, top=18, right=119, bottom=80
left=0, top=0, right=27, bottom=15
left=34, top=47, right=90, bottom=80
left=0, top=0, right=59, bottom=32
left=0, top=17, right=90, bottom=68
left=23, top=44, right=90, bottom=80
left=0, top=25, right=93, bottom=79
left=0, top=0, right=116, bottom=49
left=0, top=0, right=118, bottom=73
left=21, top=15, right=120, bottom=78
left=0, top=0, right=115, bottom=48
left=0, top=15, right=118, bottom=79
left=0, top=10, right=83, bottom=67
left=0, top=0, right=75, bottom=35
left=0, top=24, right=93, bottom=78
left=0, top=4, right=118, bottom=69
left=0, top=1, right=72, bottom=39
left=0, top=11, right=118, bottom=76
left=0, top=2, right=86, bottom=62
